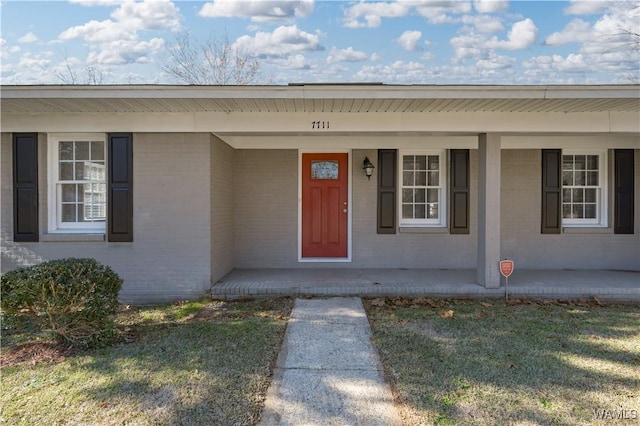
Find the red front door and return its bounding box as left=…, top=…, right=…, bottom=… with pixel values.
left=302, top=153, right=348, bottom=258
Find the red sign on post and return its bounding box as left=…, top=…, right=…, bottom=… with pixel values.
left=500, top=260, right=514, bottom=278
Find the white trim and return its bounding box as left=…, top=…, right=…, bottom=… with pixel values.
left=47, top=133, right=107, bottom=234
left=398, top=149, right=448, bottom=228
left=298, top=149, right=352, bottom=262
left=561, top=149, right=608, bottom=228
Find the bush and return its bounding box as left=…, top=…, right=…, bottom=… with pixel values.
left=1, top=258, right=122, bottom=347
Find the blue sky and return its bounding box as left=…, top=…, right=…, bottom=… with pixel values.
left=1, top=0, right=638, bottom=85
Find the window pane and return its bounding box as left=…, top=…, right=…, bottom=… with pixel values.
left=415, top=156, right=426, bottom=170
left=77, top=184, right=85, bottom=202
left=587, top=155, right=598, bottom=170
left=402, top=189, right=413, bottom=203
left=75, top=162, right=85, bottom=180
left=92, top=141, right=105, bottom=161
left=83, top=161, right=105, bottom=181
left=572, top=188, right=583, bottom=202
left=584, top=188, right=596, bottom=203
left=59, top=142, right=74, bottom=160
left=402, top=204, right=413, bottom=219
left=562, top=156, right=573, bottom=170
left=572, top=204, right=583, bottom=219
left=75, top=142, right=90, bottom=160
left=562, top=188, right=571, bottom=202
left=584, top=204, right=596, bottom=219
left=403, top=156, right=414, bottom=171
left=427, top=188, right=438, bottom=203
left=403, top=171, right=413, bottom=186
left=60, top=163, right=73, bottom=180
left=587, top=171, right=598, bottom=186
left=574, top=171, right=585, bottom=186
left=62, top=204, right=76, bottom=222
left=415, top=171, right=426, bottom=186
left=427, top=204, right=438, bottom=219
left=311, top=161, right=338, bottom=179
left=574, top=155, right=586, bottom=170
left=428, top=172, right=439, bottom=186
left=562, top=204, right=571, bottom=219
left=414, top=204, right=426, bottom=219
left=428, top=156, right=439, bottom=171
left=562, top=171, right=573, bottom=186
left=415, top=189, right=425, bottom=203
left=62, top=184, right=76, bottom=202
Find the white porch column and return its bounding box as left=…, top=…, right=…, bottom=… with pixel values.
left=477, top=133, right=501, bottom=289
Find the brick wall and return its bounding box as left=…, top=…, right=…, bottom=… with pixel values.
left=501, top=149, right=640, bottom=270
left=1, top=132, right=213, bottom=304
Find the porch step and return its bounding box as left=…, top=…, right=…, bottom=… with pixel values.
left=211, top=269, right=640, bottom=303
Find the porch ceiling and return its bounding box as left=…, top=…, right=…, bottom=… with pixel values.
left=2, top=84, right=639, bottom=114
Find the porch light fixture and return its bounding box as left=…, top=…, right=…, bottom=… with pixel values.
left=363, top=157, right=375, bottom=181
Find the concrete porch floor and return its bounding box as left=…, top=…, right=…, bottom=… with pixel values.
left=211, top=268, right=640, bottom=302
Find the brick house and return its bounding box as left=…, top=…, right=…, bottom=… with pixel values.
left=1, top=84, right=638, bottom=304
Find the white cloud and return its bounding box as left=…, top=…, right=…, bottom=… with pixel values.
left=18, top=52, right=50, bottom=68
left=233, top=25, right=323, bottom=58
left=544, top=18, right=592, bottom=46
left=69, top=0, right=122, bottom=5
left=462, top=15, right=504, bottom=33
left=111, top=0, right=182, bottom=31
left=370, top=52, right=382, bottom=61
left=413, top=0, right=472, bottom=24
left=200, top=0, right=313, bottom=22
left=564, top=0, right=610, bottom=15
left=326, top=47, right=368, bottom=64
left=268, top=54, right=312, bottom=70
left=473, top=0, right=508, bottom=14
left=18, top=31, right=38, bottom=44
left=524, top=53, right=590, bottom=73
left=450, top=32, right=484, bottom=60
left=476, top=52, right=515, bottom=69
left=487, top=18, right=538, bottom=50
left=87, top=38, right=164, bottom=65
left=58, top=0, right=180, bottom=65
left=397, top=30, right=422, bottom=51
left=355, top=60, right=427, bottom=83
left=343, top=1, right=409, bottom=28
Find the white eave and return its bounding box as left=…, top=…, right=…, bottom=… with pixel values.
left=1, top=84, right=639, bottom=114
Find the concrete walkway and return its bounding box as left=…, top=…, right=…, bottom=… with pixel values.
left=259, top=298, right=401, bottom=426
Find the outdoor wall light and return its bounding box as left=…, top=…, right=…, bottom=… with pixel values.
left=362, top=157, right=375, bottom=181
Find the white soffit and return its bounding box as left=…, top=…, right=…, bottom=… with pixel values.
left=1, top=84, right=638, bottom=114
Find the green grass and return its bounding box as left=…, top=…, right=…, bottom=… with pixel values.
left=1, top=298, right=293, bottom=425
left=364, top=298, right=640, bottom=426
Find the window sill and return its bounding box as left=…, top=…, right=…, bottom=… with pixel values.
left=562, top=227, right=612, bottom=235
left=42, top=233, right=106, bottom=242
left=399, top=226, right=449, bottom=234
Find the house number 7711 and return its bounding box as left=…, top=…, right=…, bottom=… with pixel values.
left=312, top=121, right=330, bottom=129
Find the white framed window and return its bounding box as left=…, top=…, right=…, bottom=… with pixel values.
left=48, top=134, right=107, bottom=233
left=399, top=150, right=447, bottom=227
left=562, top=149, right=607, bottom=227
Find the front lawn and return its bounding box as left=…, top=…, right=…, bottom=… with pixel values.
left=1, top=298, right=293, bottom=425
left=364, top=298, right=640, bottom=426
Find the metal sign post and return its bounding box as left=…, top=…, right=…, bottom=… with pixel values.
left=500, top=259, right=514, bottom=302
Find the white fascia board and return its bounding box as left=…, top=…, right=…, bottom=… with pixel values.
left=2, top=84, right=638, bottom=101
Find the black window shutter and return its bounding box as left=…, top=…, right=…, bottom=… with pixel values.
left=108, top=133, right=133, bottom=242
left=450, top=149, right=470, bottom=234
left=541, top=149, right=561, bottom=234
left=614, top=149, right=634, bottom=234
left=13, top=133, right=39, bottom=242
left=377, top=149, right=397, bottom=234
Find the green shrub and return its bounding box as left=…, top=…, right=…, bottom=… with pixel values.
left=1, top=258, right=122, bottom=347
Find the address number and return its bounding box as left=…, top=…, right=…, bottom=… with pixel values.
left=312, top=121, right=330, bottom=129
